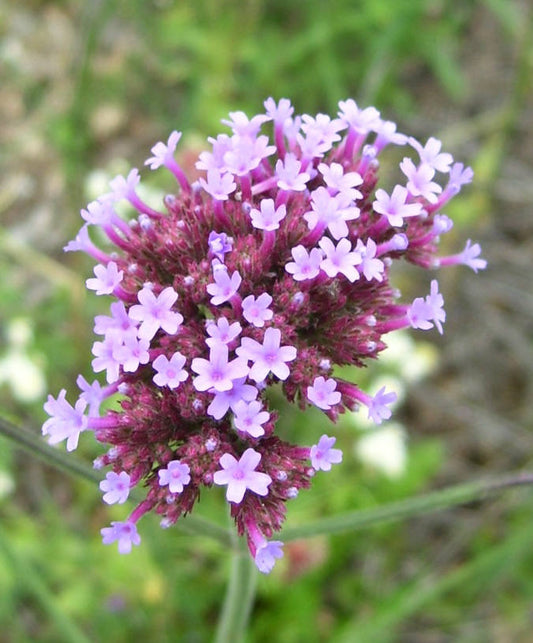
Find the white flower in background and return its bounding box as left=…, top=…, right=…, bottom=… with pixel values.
left=380, top=330, right=439, bottom=382
left=355, top=422, right=408, bottom=478
left=0, top=318, right=46, bottom=403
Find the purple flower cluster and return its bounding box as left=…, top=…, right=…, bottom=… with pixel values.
left=43, top=98, right=485, bottom=573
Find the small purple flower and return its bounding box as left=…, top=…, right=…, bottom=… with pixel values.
left=400, top=158, right=442, bottom=204
left=304, top=187, right=359, bottom=240
left=221, top=111, right=269, bottom=137
left=264, top=97, right=294, bottom=124
left=319, top=237, right=361, bottom=282
left=208, top=231, right=234, bottom=261
left=207, top=378, right=258, bottom=420
left=408, top=136, right=453, bottom=173
left=152, top=352, right=188, bottom=388
left=42, top=389, right=88, bottom=452
left=318, top=162, right=363, bottom=201
left=113, top=335, right=150, bottom=373
left=145, top=130, right=182, bottom=169
left=249, top=199, right=287, bottom=231
left=306, top=377, right=341, bottom=410
left=129, top=286, right=183, bottom=340
left=373, top=185, right=424, bottom=227
left=198, top=168, right=236, bottom=200
left=367, top=387, right=397, bottom=423
left=223, top=134, right=276, bottom=176
left=86, top=262, right=124, bottom=296
left=408, top=279, right=446, bottom=334
left=236, top=327, right=297, bottom=382
left=101, top=521, right=141, bottom=554
left=310, top=434, right=343, bottom=471
left=254, top=539, right=284, bottom=574
left=91, top=334, right=123, bottom=383
left=213, top=448, right=272, bottom=503
left=242, top=293, right=274, bottom=328
left=205, top=317, right=242, bottom=348
left=275, top=153, right=311, bottom=191
left=338, top=99, right=380, bottom=134
left=100, top=471, right=131, bottom=505
left=94, top=301, right=138, bottom=338
left=76, top=374, right=108, bottom=417
left=453, top=239, right=487, bottom=273
left=233, top=400, right=269, bottom=438
left=355, top=238, right=385, bottom=282
left=285, top=245, right=323, bottom=281
left=206, top=267, right=242, bottom=305
left=191, top=344, right=249, bottom=392
left=158, top=460, right=191, bottom=494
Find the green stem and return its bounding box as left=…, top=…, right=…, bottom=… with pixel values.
left=0, top=412, right=232, bottom=548
left=214, top=533, right=257, bottom=643
left=282, top=472, right=533, bottom=541
left=0, top=530, right=91, bottom=643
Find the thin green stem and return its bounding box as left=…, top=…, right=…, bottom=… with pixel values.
left=214, top=532, right=257, bottom=643
left=0, top=412, right=232, bottom=548
left=0, top=530, right=91, bottom=643
left=282, top=472, right=533, bottom=541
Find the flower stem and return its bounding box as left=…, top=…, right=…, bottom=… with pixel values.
left=282, top=472, right=533, bottom=541
left=0, top=412, right=232, bottom=548
left=215, top=532, right=257, bottom=643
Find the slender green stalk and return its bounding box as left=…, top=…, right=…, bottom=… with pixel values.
left=282, top=472, right=533, bottom=541
left=214, top=533, right=257, bottom=643
left=0, top=413, right=232, bottom=548
left=0, top=530, right=91, bottom=643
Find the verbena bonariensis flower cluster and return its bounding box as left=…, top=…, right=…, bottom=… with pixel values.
left=43, top=98, right=486, bottom=573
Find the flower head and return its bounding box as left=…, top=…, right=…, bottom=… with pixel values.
left=43, top=97, right=484, bottom=573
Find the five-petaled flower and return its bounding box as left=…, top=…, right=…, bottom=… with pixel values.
left=213, top=448, right=272, bottom=503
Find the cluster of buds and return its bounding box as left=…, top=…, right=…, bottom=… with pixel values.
left=42, top=98, right=485, bottom=573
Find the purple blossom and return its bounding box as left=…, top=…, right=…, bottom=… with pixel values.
left=236, top=327, right=297, bottom=382
left=373, top=185, right=425, bottom=227
left=113, top=335, right=150, bottom=372
left=304, top=187, right=359, bottom=240
left=307, top=376, right=341, bottom=410
left=249, top=199, right=286, bottom=231
left=439, top=239, right=487, bottom=273
left=301, top=113, right=345, bottom=147
left=158, top=460, right=191, bottom=494
left=338, top=99, right=380, bottom=134
left=101, top=521, right=141, bottom=554
left=86, top=262, right=124, bottom=296
left=100, top=471, right=131, bottom=504
left=91, top=334, right=122, bottom=383
left=145, top=130, right=182, bottom=170
left=264, top=97, right=294, bottom=124
left=318, top=237, right=362, bottom=282
left=223, top=134, right=275, bottom=176
left=285, top=245, right=323, bottom=281
left=94, top=301, right=138, bottom=339
left=108, top=169, right=141, bottom=201
left=254, top=539, right=284, bottom=574
left=208, top=231, right=234, bottom=261
left=367, top=387, right=397, bottom=423
left=76, top=374, right=109, bottom=417
left=221, top=111, right=269, bottom=137
left=205, top=317, right=242, bottom=348
left=198, top=168, right=236, bottom=200
left=408, top=136, right=453, bottom=173
left=447, top=162, right=474, bottom=194
left=408, top=279, right=446, bottom=334
left=233, top=400, right=269, bottom=438
left=42, top=389, right=88, bottom=451
left=310, top=434, right=343, bottom=471
left=152, top=352, right=189, bottom=388
left=400, top=158, right=442, bottom=204
left=275, top=153, right=311, bottom=191
left=355, top=238, right=385, bottom=281
left=242, top=293, right=274, bottom=327
left=318, top=162, right=363, bottom=201
left=373, top=120, right=407, bottom=152
left=191, top=344, right=249, bottom=392
left=207, top=378, right=258, bottom=420
left=207, top=266, right=242, bottom=305
left=213, top=448, right=272, bottom=503
left=129, top=286, right=183, bottom=340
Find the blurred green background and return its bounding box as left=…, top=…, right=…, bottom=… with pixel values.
left=1, top=0, right=533, bottom=641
